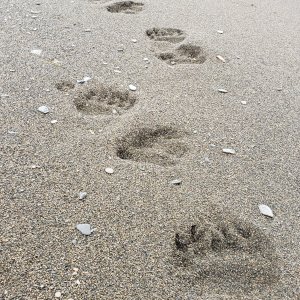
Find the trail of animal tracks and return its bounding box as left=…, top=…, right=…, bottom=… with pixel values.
left=1, top=0, right=300, bottom=299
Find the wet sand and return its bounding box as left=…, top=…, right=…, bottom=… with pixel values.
left=1, top=0, right=300, bottom=299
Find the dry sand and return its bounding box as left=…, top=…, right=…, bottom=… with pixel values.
left=1, top=0, right=300, bottom=299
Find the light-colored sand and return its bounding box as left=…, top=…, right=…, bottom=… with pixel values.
left=1, top=0, right=300, bottom=299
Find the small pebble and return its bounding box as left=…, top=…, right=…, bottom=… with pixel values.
left=241, top=101, right=247, bottom=105
left=217, top=30, right=224, bottom=34
left=105, top=167, right=114, bottom=174
left=38, top=105, right=49, bottom=114
left=222, top=148, right=236, bottom=154
left=131, top=39, right=137, bottom=43
left=129, top=84, right=137, bottom=91
left=51, top=120, right=57, bottom=124
left=55, top=292, right=61, bottom=298
left=218, top=89, right=228, bottom=93
left=79, top=192, right=87, bottom=200
left=84, top=29, right=91, bottom=32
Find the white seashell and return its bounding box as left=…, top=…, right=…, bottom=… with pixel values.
left=79, top=192, right=87, bottom=200
left=105, top=167, right=114, bottom=174
left=83, top=76, right=91, bottom=82
left=222, top=148, right=236, bottom=154
left=259, top=204, right=274, bottom=218
left=31, top=49, right=42, bottom=56
left=170, top=179, right=182, bottom=185
left=76, top=224, right=92, bottom=235
left=129, top=84, right=137, bottom=91
left=77, top=76, right=91, bottom=84
left=216, top=55, right=226, bottom=63
left=38, top=106, right=49, bottom=114
left=218, top=89, right=228, bottom=93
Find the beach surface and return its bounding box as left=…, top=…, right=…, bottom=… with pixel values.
left=1, top=0, right=300, bottom=299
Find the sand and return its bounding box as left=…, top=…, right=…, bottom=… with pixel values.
left=0, top=0, right=300, bottom=299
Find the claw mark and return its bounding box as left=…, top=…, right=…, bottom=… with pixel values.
left=175, top=233, right=188, bottom=252
left=190, top=225, right=197, bottom=242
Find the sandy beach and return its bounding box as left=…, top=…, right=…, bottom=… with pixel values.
left=1, top=0, right=300, bottom=299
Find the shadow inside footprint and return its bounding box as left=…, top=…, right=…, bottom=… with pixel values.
left=74, top=85, right=136, bottom=115
left=106, top=1, right=144, bottom=13
left=117, top=126, right=188, bottom=166
left=157, top=44, right=207, bottom=65
left=55, top=81, right=75, bottom=92
left=146, top=28, right=186, bottom=43
left=173, top=217, right=279, bottom=286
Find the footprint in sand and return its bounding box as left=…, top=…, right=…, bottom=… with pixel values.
left=146, top=27, right=186, bottom=44
left=145, top=28, right=207, bottom=65
left=74, top=85, right=137, bottom=115
left=106, top=1, right=144, bottom=14
left=116, top=126, right=188, bottom=166
left=173, top=216, right=279, bottom=286
left=157, top=44, right=207, bottom=65
left=55, top=80, right=75, bottom=92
